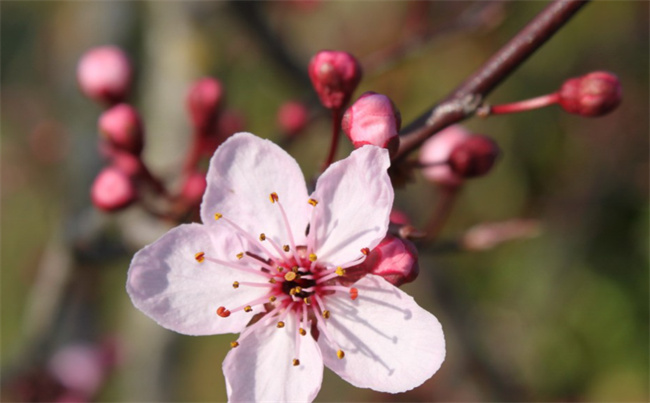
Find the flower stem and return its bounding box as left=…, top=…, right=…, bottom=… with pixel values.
left=321, top=108, right=342, bottom=171
left=479, top=93, right=560, bottom=116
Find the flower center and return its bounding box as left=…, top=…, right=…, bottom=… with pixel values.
left=194, top=192, right=364, bottom=367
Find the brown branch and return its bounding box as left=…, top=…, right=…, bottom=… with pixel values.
left=393, top=0, right=590, bottom=162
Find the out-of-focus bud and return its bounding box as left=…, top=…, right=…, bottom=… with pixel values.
left=389, top=209, right=411, bottom=226
left=308, top=50, right=362, bottom=110
left=448, top=135, right=500, bottom=179
left=364, top=235, right=419, bottom=287
left=77, top=46, right=132, bottom=105
left=187, top=78, right=224, bottom=134
left=91, top=167, right=136, bottom=212
left=111, top=152, right=143, bottom=178
left=181, top=171, right=207, bottom=206
left=277, top=101, right=309, bottom=137
left=419, top=125, right=470, bottom=187
left=558, top=71, right=622, bottom=117
left=342, top=92, right=401, bottom=157
left=98, top=104, right=144, bottom=155
left=48, top=344, right=104, bottom=397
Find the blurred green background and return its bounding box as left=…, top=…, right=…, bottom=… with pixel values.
left=1, top=1, right=648, bottom=401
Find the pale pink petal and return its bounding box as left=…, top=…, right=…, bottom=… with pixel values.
left=127, top=223, right=270, bottom=335
left=309, top=145, right=393, bottom=264
left=200, top=132, right=310, bottom=250
left=223, top=314, right=323, bottom=402
left=317, top=274, right=445, bottom=393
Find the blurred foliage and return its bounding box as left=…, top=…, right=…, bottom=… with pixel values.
left=1, top=1, right=648, bottom=402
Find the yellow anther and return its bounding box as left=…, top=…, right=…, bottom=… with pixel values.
left=322, top=310, right=331, bottom=319
left=292, top=358, right=300, bottom=366
left=308, top=198, right=318, bottom=206
left=259, top=233, right=266, bottom=241
left=269, top=278, right=277, bottom=284
left=337, top=349, right=345, bottom=359
left=277, top=266, right=285, bottom=272
left=289, top=286, right=302, bottom=296
left=194, top=252, right=205, bottom=263
left=294, top=286, right=302, bottom=294
left=283, top=245, right=290, bottom=252
left=361, top=247, right=370, bottom=256
left=335, top=267, right=345, bottom=276
left=299, top=328, right=307, bottom=336
left=244, top=305, right=252, bottom=312
left=236, top=252, right=244, bottom=260
left=284, top=272, right=297, bottom=282
left=214, top=213, right=222, bottom=220
left=303, top=297, right=311, bottom=305
left=277, top=321, right=285, bottom=328
left=269, top=296, right=277, bottom=302
left=309, top=253, right=317, bottom=262
left=232, top=281, right=240, bottom=289
left=230, top=341, right=239, bottom=348
left=292, top=266, right=299, bottom=273
left=270, top=192, right=279, bottom=203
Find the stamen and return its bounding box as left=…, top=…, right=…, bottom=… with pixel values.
left=214, top=213, right=222, bottom=220
left=269, top=278, right=277, bottom=284
left=311, top=304, right=343, bottom=354
left=336, top=267, right=345, bottom=276
left=236, top=252, right=244, bottom=260
left=232, top=281, right=239, bottom=289
left=269, top=296, right=277, bottom=302
left=215, top=215, right=277, bottom=261
left=308, top=198, right=318, bottom=206
left=349, top=287, right=359, bottom=300
left=299, top=328, right=307, bottom=336
left=337, top=349, right=345, bottom=359
left=322, top=310, right=331, bottom=319
left=230, top=341, right=239, bottom=348
left=277, top=321, right=285, bottom=328
left=284, top=272, right=297, bottom=282
left=244, top=306, right=252, bottom=312
left=303, top=297, right=312, bottom=306
left=203, top=256, right=272, bottom=279
left=283, top=245, right=290, bottom=252
left=259, top=233, right=266, bottom=241
left=309, top=253, right=317, bottom=262
left=237, top=281, right=275, bottom=288
left=269, top=192, right=279, bottom=203
left=293, top=359, right=300, bottom=366
left=194, top=252, right=205, bottom=263
left=361, top=247, right=370, bottom=255
left=216, top=306, right=231, bottom=318
left=265, top=236, right=291, bottom=262
left=272, top=194, right=298, bottom=255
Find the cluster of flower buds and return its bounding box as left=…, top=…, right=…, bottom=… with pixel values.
left=79, top=46, right=244, bottom=216
left=480, top=71, right=622, bottom=118
left=419, top=125, right=500, bottom=187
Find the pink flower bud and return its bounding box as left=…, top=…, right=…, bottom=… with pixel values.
left=277, top=101, right=309, bottom=137
left=181, top=171, right=207, bottom=205
left=48, top=344, right=104, bottom=397
left=308, top=50, right=362, bottom=110
left=342, top=92, right=401, bottom=157
left=558, top=71, right=622, bottom=117
left=187, top=78, right=224, bottom=134
left=77, top=46, right=132, bottom=105
left=98, top=104, right=144, bottom=155
left=448, top=135, right=500, bottom=179
left=91, top=167, right=136, bottom=212
left=419, top=125, right=470, bottom=187
left=111, top=152, right=143, bottom=178
left=389, top=209, right=411, bottom=226
left=364, top=235, right=419, bottom=287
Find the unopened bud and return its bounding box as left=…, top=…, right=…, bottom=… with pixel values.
left=187, top=78, right=224, bottom=134
left=99, top=104, right=144, bottom=155
left=364, top=235, right=419, bottom=287
left=448, top=135, right=500, bottom=179
left=419, top=125, right=470, bottom=187
left=77, top=46, right=132, bottom=105
left=181, top=171, right=207, bottom=206
left=558, top=71, right=622, bottom=117
left=277, top=101, right=309, bottom=137
left=342, top=92, right=401, bottom=156
left=308, top=50, right=362, bottom=110
left=91, top=167, right=136, bottom=212
left=111, top=152, right=143, bottom=178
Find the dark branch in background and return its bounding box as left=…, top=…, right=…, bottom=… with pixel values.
left=394, top=0, right=590, bottom=162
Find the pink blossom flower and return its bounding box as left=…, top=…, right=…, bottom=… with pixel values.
left=127, top=132, right=445, bottom=401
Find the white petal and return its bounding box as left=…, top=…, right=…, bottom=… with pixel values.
left=309, top=145, right=393, bottom=264
left=127, top=223, right=270, bottom=335
left=317, top=275, right=445, bottom=393
left=200, top=132, right=310, bottom=252
left=223, top=314, right=323, bottom=402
